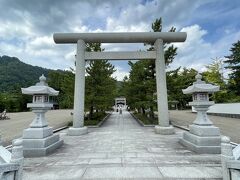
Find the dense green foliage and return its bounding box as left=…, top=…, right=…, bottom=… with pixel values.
left=202, top=60, right=231, bottom=103
left=120, top=21, right=240, bottom=117
left=225, top=40, right=240, bottom=98
left=133, top=112, right=158, bottom=125
left=48, top=42, right=117, bottom=119
left=119, top=18, right=179, bottom=117
left=48, top=70, right=75, bottom=108
left=167, top=68, right=197, bottom=109
left=68, top=111, right=107, bottom=126
left=85, top=43, right=117, bottom=119
left=0, top=56, right=52, bottom=112
left=0, top=56, right=50, bottom=92
left=0, top=92, right=31, bottom=112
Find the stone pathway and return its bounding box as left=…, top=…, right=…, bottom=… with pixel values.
left=23, top=111, right=222, bottom=179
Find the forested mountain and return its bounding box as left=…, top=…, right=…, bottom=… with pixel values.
left=0, top=55, right=52, bottom=92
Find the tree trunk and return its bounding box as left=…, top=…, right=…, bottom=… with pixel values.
left=141, top=107, right=145, bottom=115
left=89, top=105, right=94, bottom=120
left=150, top=106, right=154, bottom=119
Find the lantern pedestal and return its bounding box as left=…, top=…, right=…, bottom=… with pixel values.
left=179, top=103, right=221, bottom=154
left=22, top=103, right=63, bottom=157
left=22, top=132, right=63, bottom=157
left=180, top=127, right=221, bottom=154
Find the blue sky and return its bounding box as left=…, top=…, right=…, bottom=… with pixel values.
left=0, top=0, right=239, bottom=80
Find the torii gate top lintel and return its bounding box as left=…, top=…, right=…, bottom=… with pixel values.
left=53, top=32, right=187, bottom=44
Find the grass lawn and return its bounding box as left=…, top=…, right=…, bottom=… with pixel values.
left=133, top=112, right=158, bottom=125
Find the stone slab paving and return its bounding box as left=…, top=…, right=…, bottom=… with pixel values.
left=23, top=111, right=222, bottom=179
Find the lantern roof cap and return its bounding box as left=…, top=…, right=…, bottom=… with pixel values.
left=21, top=74, right=59, bottom=96
left=182, top=73, right=219, bottom=94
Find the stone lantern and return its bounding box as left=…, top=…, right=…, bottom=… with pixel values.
left=21, top=74, right=63, bottom=157
left=179, top=73, right=221, bottom=154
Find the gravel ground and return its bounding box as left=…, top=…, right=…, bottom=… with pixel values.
left=169, top=110, right=240, bottom=144
left=0, top=109, right=72, bottom=146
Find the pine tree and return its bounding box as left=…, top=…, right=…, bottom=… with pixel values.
left=225, top=40, right=240, bottom=96
left=202, top=60, right=229, bottom=103
left=123, top=18, right=179, bottom=116
left=146, top=17, right=178, bottom=65
left=85, top=43, right=116, bottom=118
left=141, top=18, right=177, bottom=117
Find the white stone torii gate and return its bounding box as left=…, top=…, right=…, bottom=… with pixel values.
left=53, top=32, right=187, bottom=135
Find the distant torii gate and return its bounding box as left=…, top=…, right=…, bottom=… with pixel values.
left=53, top=32, right=187, bottom=135
left=115, top=97, right=127, bottom=107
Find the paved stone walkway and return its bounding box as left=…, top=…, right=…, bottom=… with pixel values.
left=23, top=111, right=222, bottom=179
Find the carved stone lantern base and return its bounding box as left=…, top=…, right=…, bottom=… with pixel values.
left=179, top=124, right=221, bottom=154
left=22, top=126, right=63, bottom=157
left=179, top=104, right=221, bottom=154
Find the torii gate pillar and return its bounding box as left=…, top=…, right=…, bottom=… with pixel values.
left=154, top=39, right=174, bottom=134
left=68, top=39, right=88, bottom=135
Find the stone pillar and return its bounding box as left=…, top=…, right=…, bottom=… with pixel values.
left=10, top=139, right=24, bottom=180
left=221, top=136, right=234, bottom=180
left=154, top=39, right=174, bottom=134
left=68, top=39, right=88, bottom=136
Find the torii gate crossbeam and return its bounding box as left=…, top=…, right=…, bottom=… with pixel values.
left=53, top=32, right=187, bottom=136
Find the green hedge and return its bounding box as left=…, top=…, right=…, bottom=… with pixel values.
left=68, top=111, right=107, bottom=126
left=133, top=112, right=158, bottom=125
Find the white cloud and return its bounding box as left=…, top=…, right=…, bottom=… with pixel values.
left=170, top=24, right=240, bottom=74
left=0, top=0, right=239, bottom=80
left=112, top=66, right=129, bottom=81
left=106, top=17, right=149, bottom=32
left=28, top=36, right=54, bottom=49
left=170, top=24, right=211, bottom=71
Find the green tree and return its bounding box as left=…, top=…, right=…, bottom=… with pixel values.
left=167, top=67, right=197, bottom=109
left=203, top=59, right=224, bottom=86
left=202, top=59, right=230, bottom=103
left=0, top=92, right=30, bottom=112
left=147, top=17, right=177, bottom=65
left=124, top=18, right=178, bottom=117
left=0, top=55, right=50, bottom=93
left=225, top=40, right=240, bottom=96
left=124, top=60, right=151, bottom=114
left=85, top=43, right=116, bottom=118
left=48, top=70, right=75, bottom=109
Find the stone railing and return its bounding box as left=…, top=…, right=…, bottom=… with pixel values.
left=221, top=136, right=240, bottom=180
left=0, top=138, right=24, bottom=180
